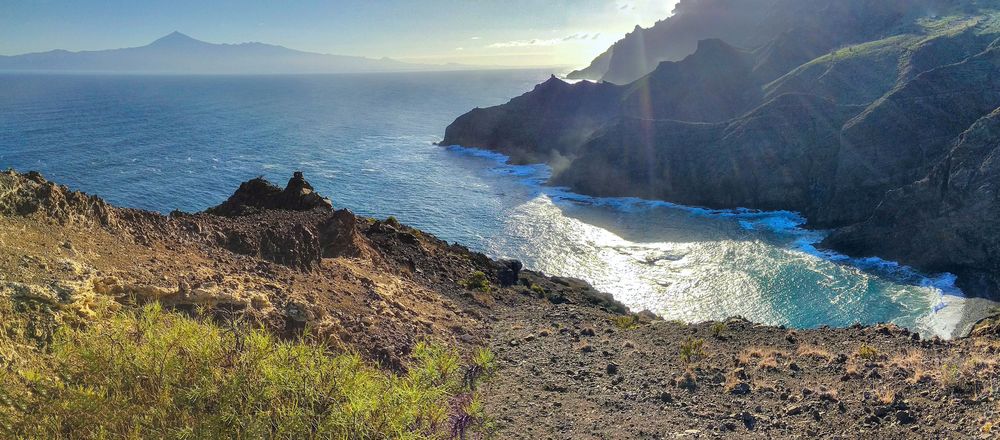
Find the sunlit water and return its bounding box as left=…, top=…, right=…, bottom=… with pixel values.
left=1, top=72, right=995, bottom=338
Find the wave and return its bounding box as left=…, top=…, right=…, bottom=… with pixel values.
left=444, top=144, right=967, bottom=335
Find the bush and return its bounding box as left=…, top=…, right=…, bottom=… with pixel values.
left=680, top=338, right=706, bottom=364
left=529, top=283, right=545, bottom=296
left=0, top=303, right=488, bottom=439
left=611, top=315, right=639, bottom=330
left=462, top=271, right=492, bottom=293
left=710, top=322, right=728, bottom=338
left=386, top=215, right=401, bottom=228
left=856, top=344, right=879, bottom=361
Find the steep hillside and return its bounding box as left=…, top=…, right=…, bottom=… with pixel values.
left=442, top=3, right=1000, bottom=297
left=568, top=0, right=955, bottom=84
left=826, top=109, right=1000, bottom=297
left=5, top=169, right=1000, bottom=437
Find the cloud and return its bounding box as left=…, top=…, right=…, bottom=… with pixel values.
left=615, top=0, right=680, bottom=27
left=454, top=47, right=465, bottom=51
left=487, top=32, right=601, bottom=48
left=470, top=36, right=481, bottom=40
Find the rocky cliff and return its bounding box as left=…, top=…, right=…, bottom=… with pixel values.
left=443, top=2, right=1000, bottom=297
left=826, top=109, right=1000, bottom=296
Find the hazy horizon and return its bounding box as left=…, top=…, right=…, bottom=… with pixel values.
left=1, top=0, right=679, bottom=68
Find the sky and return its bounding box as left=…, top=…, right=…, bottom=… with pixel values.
left=0, top=0, right=680, bottom=67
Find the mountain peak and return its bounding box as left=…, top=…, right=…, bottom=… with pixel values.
left=149, top=31, right=203, bottom=47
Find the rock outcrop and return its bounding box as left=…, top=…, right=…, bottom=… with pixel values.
left=206, top=171, right=333, bottom=216
left=0, top=170, right=118, bottom=227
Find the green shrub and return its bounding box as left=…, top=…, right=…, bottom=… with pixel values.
left=386, top=216, right=401, bottom=228
left=473, top=347, right=497, bottom=374
left=856, top=344, right=879, bottom=361
left=530, top=283, right=545, bottom=296
left=461, top=271, right=491, bottom=293
left=710, top=322, right=728, bottom=338
left=611, top=315, right=639, bottom=330
left=680, top=338, right=706, bottom=364
left=0, top=303, right=487, bottom=439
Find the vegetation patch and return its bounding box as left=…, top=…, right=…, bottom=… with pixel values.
left=709, top=322, right=728, bottom=338
left=679, top=338, right=706, bottom=364
left=611, top=315, right=640, bottom=331
left=0, top=303, right=490, bottom=439
left=461, top=271, right=492, bottom=293
left=856, top=344, right=880, bottom=361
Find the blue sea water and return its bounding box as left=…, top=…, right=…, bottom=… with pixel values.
left=1, top=71, right=995, bottom=338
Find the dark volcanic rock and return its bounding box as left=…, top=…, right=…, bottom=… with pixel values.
left=319, top=209, right=372, bottom=260
left=497, top=259, right=522, bottom=287
left=223, top=221, right=323, bottom=270
left=825, top=108, right=1000, bottom=297
left=207, top=172, right=333, bottom=216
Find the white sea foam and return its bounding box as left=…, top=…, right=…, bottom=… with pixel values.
left=443, top=144, right=982, bottom=338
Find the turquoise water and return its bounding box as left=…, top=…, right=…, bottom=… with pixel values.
left=0, top=71, right=994, bottom=337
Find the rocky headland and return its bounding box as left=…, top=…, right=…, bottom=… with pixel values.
left=442, top=0, right=1000, bottom=298
left=4, top=169, right=1000, bottom=438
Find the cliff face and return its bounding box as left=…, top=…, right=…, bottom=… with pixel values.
left=826, top=109, right=1000, bottom=295
left=442, top=3, right=1000, bottom=297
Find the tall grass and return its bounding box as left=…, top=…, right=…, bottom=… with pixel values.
left=0, top=302, right=488, bottom=439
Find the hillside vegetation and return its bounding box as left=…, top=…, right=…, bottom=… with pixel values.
left=0, top=299, right=492, bottom=439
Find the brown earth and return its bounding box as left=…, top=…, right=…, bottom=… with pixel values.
left=2, top=169, right=1000, bottom=439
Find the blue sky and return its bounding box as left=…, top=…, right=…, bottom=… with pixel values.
left=1, top=0, right=678, bottom=66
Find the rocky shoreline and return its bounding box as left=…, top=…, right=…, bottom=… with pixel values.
left=3, top=169, right=1000, bottom=437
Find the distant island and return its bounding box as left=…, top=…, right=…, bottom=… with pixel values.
left=0, top=31, right=480, bottom=74
left=442, top=0, right=1000, bottom=298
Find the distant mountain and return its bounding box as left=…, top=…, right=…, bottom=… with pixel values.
left=442, top=0, right=1000, bottom=298
left=0, top=32, right=465, bottom=74
left=567, top=0, right=956, bottom=84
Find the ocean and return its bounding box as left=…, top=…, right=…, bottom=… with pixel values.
left=1, top=70, right=994, bottom=338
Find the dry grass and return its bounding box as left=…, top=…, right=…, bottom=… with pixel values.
left=723, top=368, right=750, bottom=393
left=739, top=347, right=789, bottom=371
left=796, top=344, right=834, bottom=362
left=844, top=359, right=861, bottom=378
left=875, top=387, right=897, bottom=405
left=889, top=348, right=925, bottom=369
left=818, top=387, right=839, bottom=402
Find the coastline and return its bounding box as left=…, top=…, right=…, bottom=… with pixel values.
left=441, top=144, right=1000, bottom=339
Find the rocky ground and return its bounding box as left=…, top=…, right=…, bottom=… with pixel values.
left=3, top=169, right=1000, bottom=439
